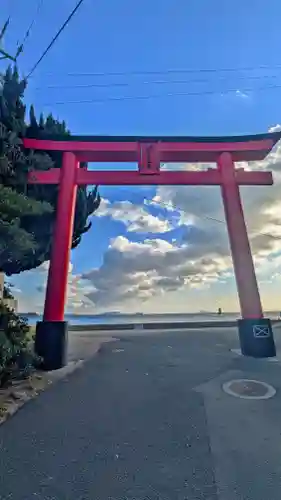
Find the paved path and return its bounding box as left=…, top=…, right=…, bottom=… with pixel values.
left=1, top=327, right=281, bottom=499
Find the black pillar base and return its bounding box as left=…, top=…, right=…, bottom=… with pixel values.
left=35, top=321, right=68, bottom=371
left=238, top=318, right=276, bottom=358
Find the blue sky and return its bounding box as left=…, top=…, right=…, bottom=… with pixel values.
left=1, top=0, right=281, bottom=314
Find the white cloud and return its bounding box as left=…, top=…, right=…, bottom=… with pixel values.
left=235, top=89, right=249, bottom=99
left=96, top=198, right=173, bottom=233
left=82, top=235, right=231, bottom=310
left=16, top=261, right=95, bottom=313
left=153, top=136, right=281, bottom=266
left=269, top=124, right=281, bottom=133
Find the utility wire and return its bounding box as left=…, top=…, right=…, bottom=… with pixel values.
left=29, top=63, right=281, bottom=79
left=145, top=198, right=225, bottom=224
left=32, top=73, right=279, bottom=91
left=41, top=82, right=281, bottom=106
left=27, top=0, right=86, bottom=79
left=145, top=198, right=275, bottom=241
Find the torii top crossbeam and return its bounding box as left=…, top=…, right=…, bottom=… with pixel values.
left=24, top=131, right=281, bottom=186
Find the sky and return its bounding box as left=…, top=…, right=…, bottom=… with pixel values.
left=1, top=0, right=281, bottom=314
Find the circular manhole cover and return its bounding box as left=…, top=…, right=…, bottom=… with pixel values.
left=222, top=379, right=276, bottom=400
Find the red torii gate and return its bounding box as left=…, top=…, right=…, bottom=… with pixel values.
left=24, top=132, right=280, bottom=370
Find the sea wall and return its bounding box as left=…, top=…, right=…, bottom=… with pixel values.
left=68, top=319, right=281, bottom=331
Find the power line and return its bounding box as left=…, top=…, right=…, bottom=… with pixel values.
left=32, top=73, right=279, bottom=91
left=26, top=0, right=86, bottom=79
left=29, top=63, right=281, bottom=79
left=145, top=198, right=275, bottom=242
left=145, top=198, right=225, bottom=225
left=41, top=82, right=281, bottom=106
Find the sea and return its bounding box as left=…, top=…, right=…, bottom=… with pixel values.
left=21, top=311, right=281, bottom=326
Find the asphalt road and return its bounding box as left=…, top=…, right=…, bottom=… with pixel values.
left=1, top=326, right=281, bottom=499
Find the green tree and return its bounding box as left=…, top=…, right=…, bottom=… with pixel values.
left=0, top=301, right=35, bottom=387
left=0, top=66, right=100, bottom=275
left=0, top=66, right=54, bottom=271
left=0, top=185, right=53, bottom=271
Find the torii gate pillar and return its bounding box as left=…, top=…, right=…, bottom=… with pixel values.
left=24, top=133, right=279, bottom=370
left=35, top=152, right=78, bottom=370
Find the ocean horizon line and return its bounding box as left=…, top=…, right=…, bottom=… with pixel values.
left=21, top=311, right=242, bottom=317
left=20, top=310, right=280, bottom=317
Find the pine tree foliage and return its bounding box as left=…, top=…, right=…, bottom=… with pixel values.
left=0, top=66, right=100, bottom=275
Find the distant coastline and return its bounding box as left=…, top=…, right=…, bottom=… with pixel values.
left=20, top=311, right=281, bottom=326
left=20, top=310, right=278, bottom=317
left=22, top=311, right=227, bottom=318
